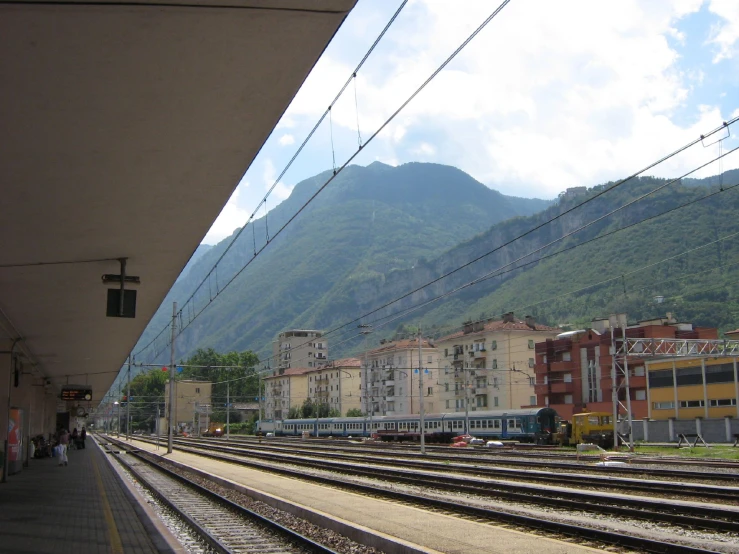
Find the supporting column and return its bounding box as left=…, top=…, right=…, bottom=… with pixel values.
left=695, top=417, right=702, bottom=438
left=725, top=416, right=732, bottom=443
left=642, top=418, right=649, bottom=442
left=668, top=417, right=675, bottom=442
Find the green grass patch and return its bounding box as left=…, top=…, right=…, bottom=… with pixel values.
left=634, top=445, right=739, bottom=460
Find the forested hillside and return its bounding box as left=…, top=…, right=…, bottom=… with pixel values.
left=134, top=162, right=550, bottom=363
left=135, top=163, right=739, bottom=366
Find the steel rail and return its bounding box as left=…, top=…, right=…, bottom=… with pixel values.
left=130, top=436, right=721, bottom=554
left=101, top=436, right=338, bottom=554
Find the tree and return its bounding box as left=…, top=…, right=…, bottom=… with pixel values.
left=179, top=348, right=260, bottom=415
left=287, top=407, right=301, bottom=419
left=300, top=399, right=315, bottom=418
left=346, top=408, right=363, bottom=417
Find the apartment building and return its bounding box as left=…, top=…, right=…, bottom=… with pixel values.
left=647, top=356, right=739, bottom=420
left=163, top=380, right=212, bottom=433
left=272, top=329, right=327, bottom=372
left=534, top=313, right=718, bottom=420
left=364, top=338, right=439, bottom=416
left=263, top=367, right=309, bottom=420
left=436, top=313, right=559, bottom=413
left=305, top=357, right=362, bottom=416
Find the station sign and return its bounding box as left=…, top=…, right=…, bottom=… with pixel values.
left=61, top=385, right=92, bottom=402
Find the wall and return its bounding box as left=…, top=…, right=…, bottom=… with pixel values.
left=631, top=417, right=739, bottom=443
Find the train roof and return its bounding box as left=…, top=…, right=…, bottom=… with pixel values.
left=440, top=407, right=557, bottom=419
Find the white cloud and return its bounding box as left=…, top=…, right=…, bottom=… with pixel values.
left=202, top=183, right=250, bottom=245
left=707, top=0, right=739, bottom=61
left=273, top=0, right=738, bottom=199
left=263, top=158, right=294, bottom=201
left=278, top=134, right=295, bottom=146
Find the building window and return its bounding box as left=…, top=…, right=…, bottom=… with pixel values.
left=195, top=388, right=200, bottom=394
left=446, top=400, right=450, bottom=409
left=709, top=398, right=737, bottom=407
left=494, top=396, right=499, bottom=407
left=634, top=390, right=646, bottom=401
left=679, top=400, right=705, bottom=408
left=427, top=387, right=433, bottom=395
left=530, top=395, right=536, bottom=405
left=445, top=348, right=448, bottom=357
left=649, top=369, right=674, bottom=388
left=492, top=359, right=498, bottom=369
left=633, top=365, right=645, bottom=377
left=564, top=394, right=573, bottom=404
left=563, top=373, right=572, bottom=383
left=528, top=358, right=535, bottom=368
left=477, top=396, right=488, bottom=408
left=675, top=366, right=702, bottom=386
left=652, top=401, right=675, bottom=410
left=528, top=339, right=535, bottom=349
left=705, top=363, right=734, bottom=384
left=562, top=352, right=571, bottom=362
left=491, top=340, right=497, bottom=350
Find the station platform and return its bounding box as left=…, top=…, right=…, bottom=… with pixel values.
left=0, top=436, right=180, bottom=554
left=129, top=438, right=601, bottom=554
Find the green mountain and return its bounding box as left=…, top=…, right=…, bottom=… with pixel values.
left=134, top=162, right=550, bottom=363
left=374, top=168, right=739, bottom=338
left=137, top=162, right=739, bottom=368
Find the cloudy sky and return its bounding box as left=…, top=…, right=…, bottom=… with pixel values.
left=203, top=0, right=739, bottom=244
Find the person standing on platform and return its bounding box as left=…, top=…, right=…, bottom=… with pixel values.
left=58, top=428, right=69, bottom=466
left=70, top=428, right=79, bottom=450
left=80, top=427, right=87, bottom=449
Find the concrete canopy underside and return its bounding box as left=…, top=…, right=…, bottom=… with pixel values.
left=0, top=0, right=355, bottom=404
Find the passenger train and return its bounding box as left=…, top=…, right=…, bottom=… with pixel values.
left=257, top=407, right=558, bottom=444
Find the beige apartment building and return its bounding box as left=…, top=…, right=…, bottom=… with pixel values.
left=305, top=357, right=362, bottom=416
left=364, top=337, right=439, bottom=416
left=263, top=367, right=309, bottom=420
left=163, top=379, right=212, bottom=433
left=436, top=313, right=559, bottom=412
left=272, top=329, right=327, bottom=372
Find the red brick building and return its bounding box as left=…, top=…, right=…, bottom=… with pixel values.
left=534, top=314, right=717, bottom=420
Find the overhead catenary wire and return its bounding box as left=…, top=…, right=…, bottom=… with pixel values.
left=135, top=0, right=513, bottom=363
left=132, top=0, right=409, bottom=360
left=251, top=144, right=739, bottom=368
left=249, top=160, right=739, bottom=372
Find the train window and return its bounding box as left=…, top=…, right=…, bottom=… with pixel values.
left=482, top=420, right=488, bottom=428
left=493, top=420, right=501, bottom=429
left=587, top=416, right=599, bottom=425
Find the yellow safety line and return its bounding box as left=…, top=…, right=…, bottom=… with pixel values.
left=91, top=450, right=124, bottom=554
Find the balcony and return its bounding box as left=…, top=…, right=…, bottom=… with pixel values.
left=534, top=383, right=548, bottom=395
left=474, top=351, right=486, bottom=359
left=383, top=379, right=395, bottom=386
left=550, top=381, right=575, bottom=394
left=549, top=360, right=576, bottom=373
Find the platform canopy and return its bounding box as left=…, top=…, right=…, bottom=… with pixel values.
left=0, top=0, right=356, bottom=404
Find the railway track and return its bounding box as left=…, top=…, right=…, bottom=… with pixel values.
left=183, top=437, right=739, bottom=504
left=220, top=436, right=739, bottom=481
left=125, top=436, right=732, bottom=553
left=98, top=436, right=338, bottom=554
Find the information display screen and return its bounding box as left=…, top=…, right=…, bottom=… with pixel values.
left=61, top=387, right=92, bottom=401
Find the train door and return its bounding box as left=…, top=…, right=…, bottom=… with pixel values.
left=501, top=417, right=508, bottom=439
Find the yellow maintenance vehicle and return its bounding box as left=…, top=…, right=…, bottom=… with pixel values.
left=556, top=412, right=614, bottom=449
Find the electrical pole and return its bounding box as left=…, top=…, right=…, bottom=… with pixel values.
left=610, top=320, right=618, bottom=450
left=358, top=324, right=372, bottom=435
left=226, top=379, right=230, bottom=440
left=167, top=302, right=177, bottom=454
left=464, top=364, right=470, bottom=435
left=418, top=327, right=426, bottom=455
left=126, top=355, right=131, bottom=441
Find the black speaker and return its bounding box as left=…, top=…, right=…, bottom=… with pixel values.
left=106, top=289, right=137, bottom=318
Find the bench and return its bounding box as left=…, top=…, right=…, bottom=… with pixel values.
left=677, top=433, right=709, bottom=448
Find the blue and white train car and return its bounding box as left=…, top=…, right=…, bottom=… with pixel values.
left=265, top=407, right=559, bottom=444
